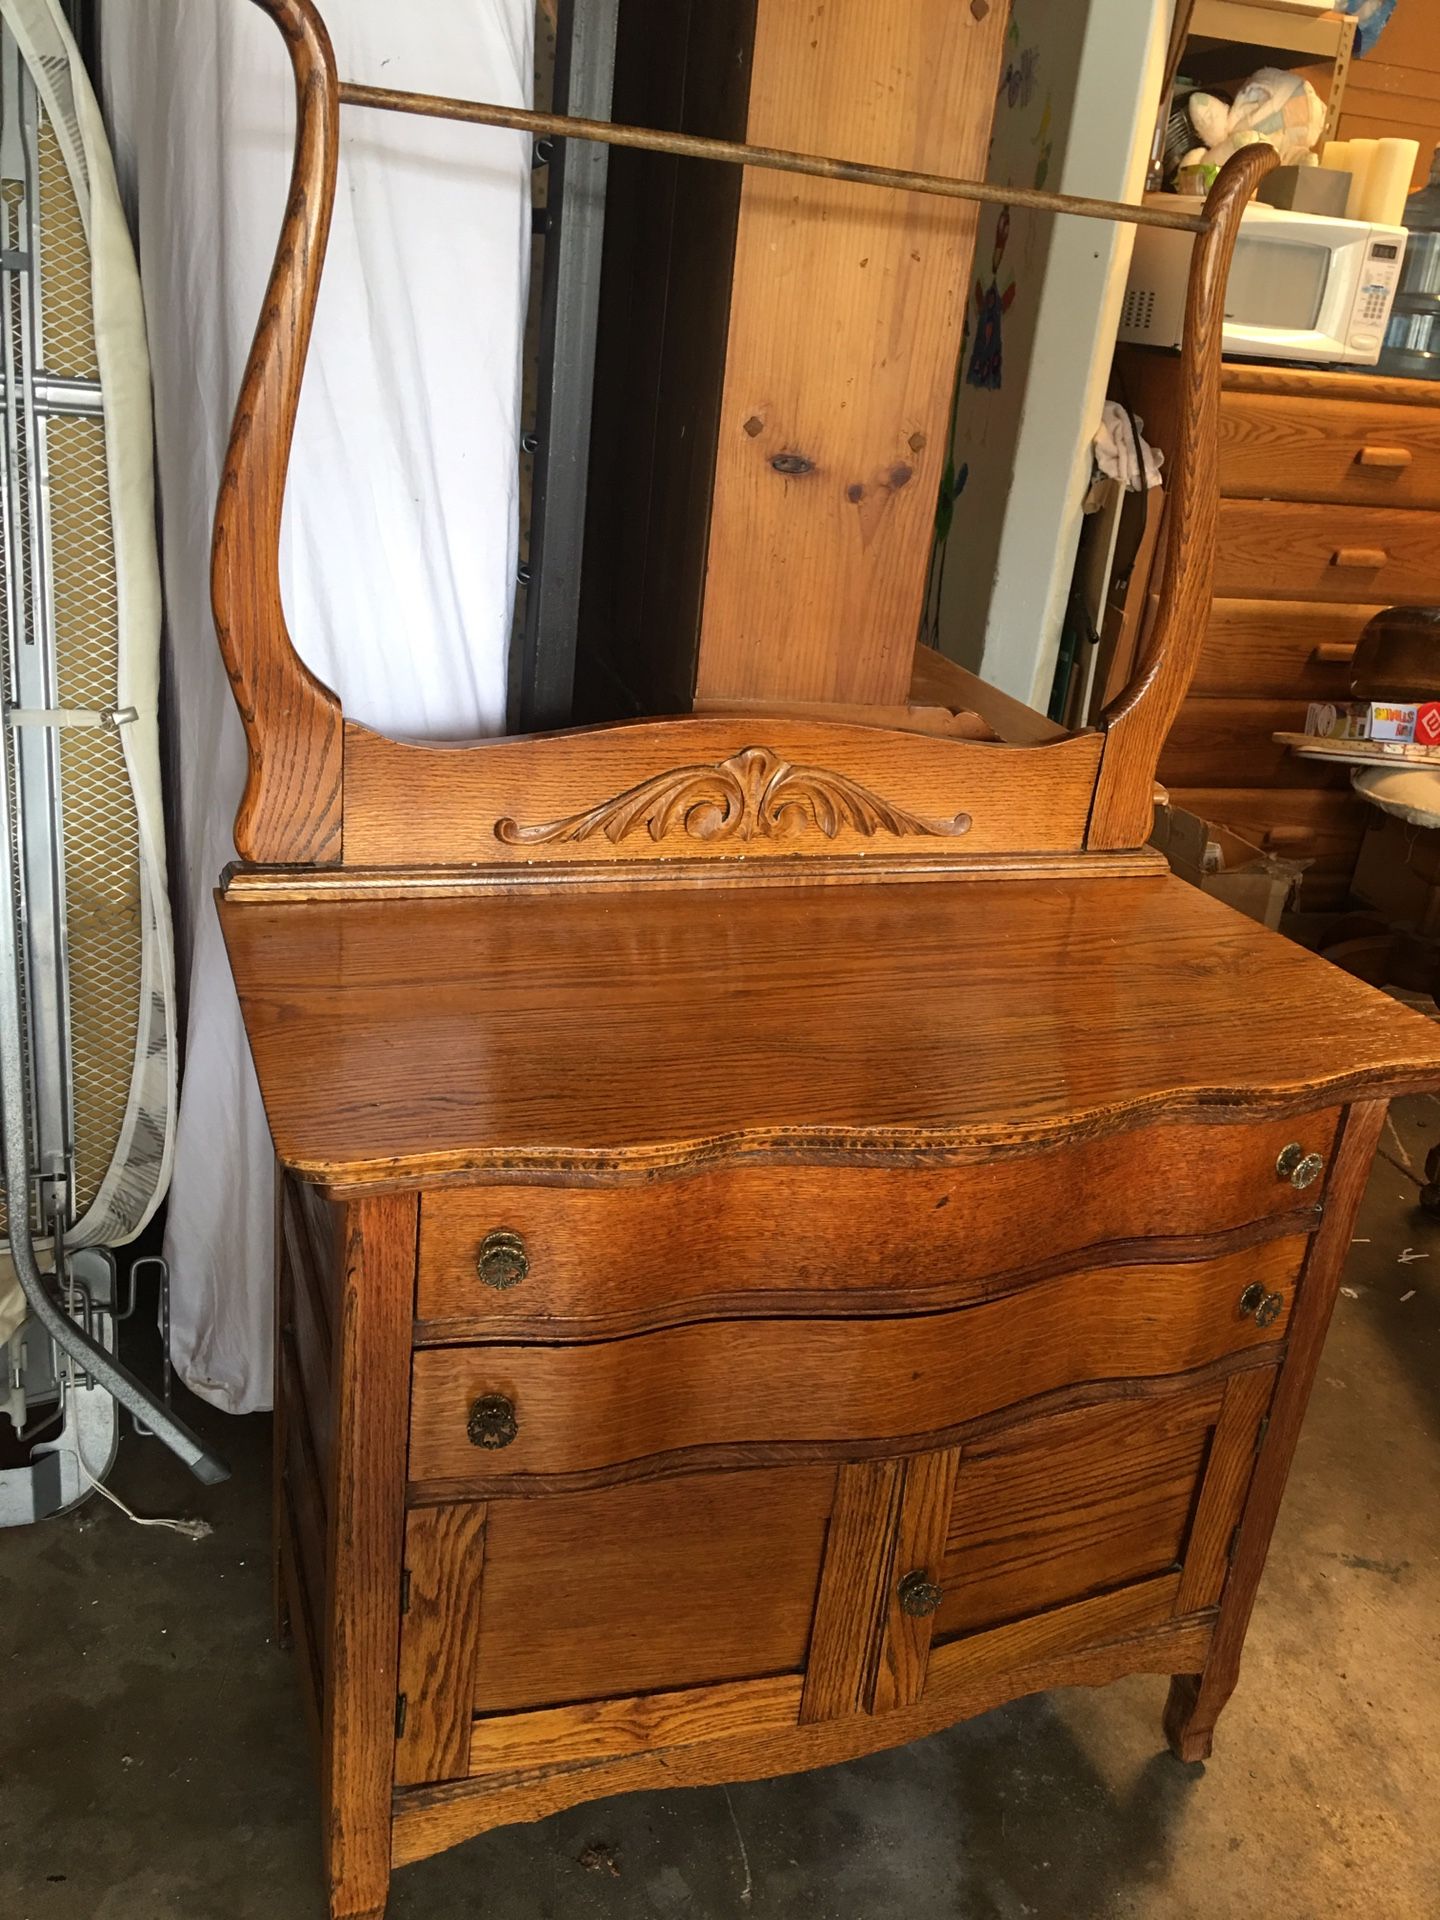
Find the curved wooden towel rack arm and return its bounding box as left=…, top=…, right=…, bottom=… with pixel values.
left=213, top=0, right=1278, bottom=872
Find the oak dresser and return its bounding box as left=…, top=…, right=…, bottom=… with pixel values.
left=211, top=9, right=1440, bottom=1919
left=1123, top=355, right=1440, bottom=907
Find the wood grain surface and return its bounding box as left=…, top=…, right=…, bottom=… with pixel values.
left=1166, top=1101, right=1387, bottom=1762
left=799, top=1458, right=906, bottom=1725
left=341, top=716, right=1102, bottom=867
left=1090, top=146, right=1281, bottom=851
left=392, top=1611, right=1213, bottom=1866
left=415, top=1113, right=1335, bottom=1339
left=211, top=0, right=344, bottom=865
left=218, top=874, right=1440, bottom=1186
left=407, top=1240, right=1301, bottom=1490
left=1160, top=697, right=1354, bottom=790
left=394, top=1505, right=487, bottom=1787
left=471, top=1465, right=834, bottom=1714
left=1214, top=499, right=1440, bottom=605
left=1186, top=600, right=1382, bottom=700
left=1216, top=392, right=1440, bottom=510
left=693, top=0, right=1009, bottom=707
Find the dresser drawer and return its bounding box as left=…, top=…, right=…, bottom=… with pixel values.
left=1160, top=696, right=1353, bottom=790
left=1219, top=393, right=1440, bottom=510
left=1188, top=600, right=1383, bottom=701
left=407, top=1237, right=1303, bottom=1491
left=416, top=1110, right=1337, bottom=1338
left=1215, top=500, right=1440, bottom=605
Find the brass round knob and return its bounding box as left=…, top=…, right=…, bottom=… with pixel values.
left=1238, top=1282, right=1284, bottom=1329
left=897, top=1569, right=944, bottom=1618
left=476, top=1228, right=529, bottom=1291
left=467, top=1393, right=518, bottom=1449
left=1276, top=1144, right=1324, bottom=1191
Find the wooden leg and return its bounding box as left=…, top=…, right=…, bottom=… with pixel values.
left=321, top=1192, right=417, bottom=1920
left=1163, top=1102, right=1386, bottom=1765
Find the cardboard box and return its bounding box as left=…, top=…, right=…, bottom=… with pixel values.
left=1151, top=804, right=1304, bottom=931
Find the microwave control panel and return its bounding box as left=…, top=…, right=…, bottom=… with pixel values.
left=1347, top=239, right=1405, bottom=356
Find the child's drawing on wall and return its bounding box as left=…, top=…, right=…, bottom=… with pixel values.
left=966, top=206, right=1016, bottom=390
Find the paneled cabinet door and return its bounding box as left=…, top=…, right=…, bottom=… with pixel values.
left=798, top=1371, right=1277, bottom=1727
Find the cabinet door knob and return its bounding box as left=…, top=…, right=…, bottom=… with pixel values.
left=1276, top=1143, right=1324, bottom=1190
left=467, top=1393, right=519, bottom=1449
left=476, top=1228, right=529, bottom=1291
left=1238, top=1282, right=1284, bottom=1330
left=897, top=1569, right=944, bottom=1618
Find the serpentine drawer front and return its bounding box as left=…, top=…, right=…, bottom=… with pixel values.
left=406, top=1236, right=1301, bottom=1493
left=415, top=1111, right=1337, bottom=1340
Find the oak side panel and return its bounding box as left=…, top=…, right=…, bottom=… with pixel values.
left=321, top=1192, right=417, bottom=1920
left=1173, top=1366, right=1276, bottom=1617
left=870, top=1448, right=962, bottom=1716
left=1166, top=1100, right=1387, bottom=1762
left=694, top=0, right=1010, bottom=707
left=395, top=1505, right=488, bottom=1788
left=799, top=1458, right=904, bottom=1725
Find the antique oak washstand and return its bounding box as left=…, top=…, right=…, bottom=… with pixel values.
left=212, top=5, right=1440, bottom=1916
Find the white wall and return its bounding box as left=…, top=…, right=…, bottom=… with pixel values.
left=933, top=0, right=1170, bottom=708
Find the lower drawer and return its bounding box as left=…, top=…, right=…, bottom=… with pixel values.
left=407, top=1237, right=1302, bottom=1491
left=1160, top=696, right=1353, bottom=791
left=1215, top=499, right=1440, bottom=606
left=1187, top=599, right=1382, bottom=702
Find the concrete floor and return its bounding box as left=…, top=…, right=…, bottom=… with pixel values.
left=3, top=1100, right=1439, bottom=1920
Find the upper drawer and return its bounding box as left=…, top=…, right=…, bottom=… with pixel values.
left=407, top=1237, right=1304, bottom=1491
left=416, top=1110, right=1339, bottom=1338
left=1219, top=393, right=1440, bottom=510
left=1216, top=500, right=1440, bottom=605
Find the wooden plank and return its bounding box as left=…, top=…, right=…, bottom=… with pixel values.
left=799, top=1458, right=904, bottom=1725
left=408, top=1240, right=1303, bottom=1493
left=693, top=0, right=1009, bottom=707
left=468, top=1674, right=803, bottom=1778
left=870, top=1448, right=962, bottom=1715
left=391, top=1616, right=1213, bottom=1868
left=394, top=1505, right=488, bottom=1788
left=937, top=1393, right=1222, bottom=1639
left=931, top=1571, right=1185, bottom=1693
left=1166, top=1101, right=1387, bottom=1762
left=1175, top=1366, right=1276, bottom=1615
left=472, top=1466, right=833, bottom=1715
left=320, top=1192, right=417, bottom=1920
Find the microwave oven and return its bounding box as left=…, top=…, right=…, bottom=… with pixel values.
left=1118, top=202, right=1407, bottom=366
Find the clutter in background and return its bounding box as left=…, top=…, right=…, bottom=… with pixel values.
left=1090, top=401, right=1163, bottom=498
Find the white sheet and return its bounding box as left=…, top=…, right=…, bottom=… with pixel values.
left=101, top=0, right=531, bottom=1411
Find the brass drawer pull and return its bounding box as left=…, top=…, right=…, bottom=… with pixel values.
left=476, top=1227, right=529, bottom=1291
left=897, top=1569, right=944, bottom=1618
left=1330, top=547, right=1388, bottom=569
left=467, top=1393, right=519, bottom=1449
left=1276, top=1143, right=1324, bottom=1190
left=1356, top=445, right=1412, bottom=469
left=1238, top=1282, right=1284, bottom=1330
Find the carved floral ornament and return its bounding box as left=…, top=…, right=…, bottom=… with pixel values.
left=495, top=746, right=973, bottom=848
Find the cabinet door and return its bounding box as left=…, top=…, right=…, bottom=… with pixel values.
left=800, top=1371, right=1276, bottom=1726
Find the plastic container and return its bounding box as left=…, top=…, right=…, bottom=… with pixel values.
left=1379, top=144, right=1440, bottom=380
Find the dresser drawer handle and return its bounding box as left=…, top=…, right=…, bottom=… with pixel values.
left=1356, top=445, right=1412, bottom=469
left=1276, top=1143, right=1324, bottom=1189
left=897, top=1570, right=944, bottom=1618
left=1310, top=642, right=1356, bottom=666
left=1330, top=547, right=1388, bottom=570
left=467, top=1393, right=519, bottom=1449
left=1238, top=1282, right=1284, bottom=1330
left=476, top=1228, right=529, bottom=1291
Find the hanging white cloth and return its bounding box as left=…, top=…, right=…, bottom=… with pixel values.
left=101, top=0, right=530, bottom=1411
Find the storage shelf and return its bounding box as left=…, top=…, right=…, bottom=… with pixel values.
left=1189, top=1, right=1349, bottom=62
left=1276, top=731, right=1440, bottom=771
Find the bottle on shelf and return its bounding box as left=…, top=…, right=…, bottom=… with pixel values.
left=1379, top=144, right=1440, bottom=380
